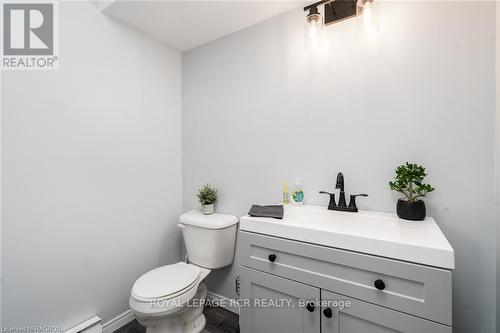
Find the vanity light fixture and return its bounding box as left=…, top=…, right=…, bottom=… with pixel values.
left=304, top=0, right=378, bottom=48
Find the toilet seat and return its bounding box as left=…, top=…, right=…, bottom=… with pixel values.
left=132, top=262, right=200, bottom=302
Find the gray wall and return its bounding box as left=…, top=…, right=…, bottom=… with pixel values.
left=496, top=2, right=500, bottom=332
left=1, top=1, right=183, bottom=328
left=182, top=2, right=497, bottom=332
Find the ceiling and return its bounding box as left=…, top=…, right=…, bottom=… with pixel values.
left=101, top=0, right=307, bottom=52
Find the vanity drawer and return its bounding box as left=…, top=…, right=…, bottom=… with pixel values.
left=239, top=231, right=452, bottom=325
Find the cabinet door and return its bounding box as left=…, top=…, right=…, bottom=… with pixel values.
left=240, top=266, right=321, bottom=333
left=321, top=290, right=451, bottom=333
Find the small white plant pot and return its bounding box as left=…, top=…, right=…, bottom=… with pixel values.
left=202, top=204, right=215, bottom=215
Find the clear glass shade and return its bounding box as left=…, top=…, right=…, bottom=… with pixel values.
left=356, top=0, right=380, bottom=34
left=304, top=9, right=324, bottom=51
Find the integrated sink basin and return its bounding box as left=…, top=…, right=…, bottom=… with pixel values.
left=240, top=204, right=454, bottom=269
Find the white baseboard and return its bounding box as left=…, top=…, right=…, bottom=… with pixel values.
left=102, top=310, right=134, bottom=333
left=207, top=291, right=240, bottom=315
left=65, top=316, right=102, bottom=333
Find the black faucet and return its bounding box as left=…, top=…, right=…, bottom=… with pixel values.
left=335, top=172, right=347, bottom=207
left=319, top=172, right=368, bottom=213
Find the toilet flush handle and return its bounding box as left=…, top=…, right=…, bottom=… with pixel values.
left=177, top=223, right=186, bottom=230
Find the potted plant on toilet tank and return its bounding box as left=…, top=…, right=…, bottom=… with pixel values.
left=389, top=162, right=435, bottom=221
left=197, top=184, right=218, bottom=215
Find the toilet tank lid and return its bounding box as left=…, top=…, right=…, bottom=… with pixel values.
left=179, top=210, right=239, bottom=229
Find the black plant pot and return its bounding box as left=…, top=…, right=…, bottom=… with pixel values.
left=396, top=199, right=426, bottom=221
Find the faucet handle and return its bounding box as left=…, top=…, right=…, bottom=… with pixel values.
left=335, top=172, right=344, bottom=191
left=319, top=191, right=337, bottom=209
left=348, top=194, right=368, bottom=211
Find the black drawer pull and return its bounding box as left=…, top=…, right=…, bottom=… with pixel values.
left=268, top=254, right=277, bottom=262
left=374, top=279, right=386, bottom=290
left=323, top=308, right=333, bottom=318
left=306, top=302, right=315, bottom=312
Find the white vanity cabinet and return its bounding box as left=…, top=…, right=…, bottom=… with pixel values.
left=238, top=205, right=455, bottom=333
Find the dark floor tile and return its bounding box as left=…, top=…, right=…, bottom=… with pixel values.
left=114, top=319, right=145, bottom=333
left=203, top=306, right=239, bottom=333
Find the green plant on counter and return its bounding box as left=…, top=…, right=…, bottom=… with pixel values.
left=389, top=162, right=435, bottom=202
left=197, top=184, right=218, bottom=205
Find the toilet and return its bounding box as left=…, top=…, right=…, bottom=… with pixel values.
left=129, top=210, right=239, bottom=333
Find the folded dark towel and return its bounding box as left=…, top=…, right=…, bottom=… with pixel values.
left=248, top=205, right=284, bottom=220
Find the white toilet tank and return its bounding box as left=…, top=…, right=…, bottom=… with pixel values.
left=178, top=210, right=238, bottom=269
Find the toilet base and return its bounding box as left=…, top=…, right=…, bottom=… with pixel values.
left=138, top=283, right=208, bottom=333
left=144, top=314, right=205, bottom=333
left=184, top=314, right=206, bottom=333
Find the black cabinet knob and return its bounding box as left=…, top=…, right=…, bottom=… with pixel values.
left=306, top=302, right=315, bottom=312
left=374, top=279, right=386, bottom=290
left=268, top=254, right=277, bottom=262
left=323, top=308, right=333, bottom=318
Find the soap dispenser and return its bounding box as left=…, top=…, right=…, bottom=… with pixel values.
left=282, top=183, right=289, bottom=204
left=291, top=178, right=305, bottom=206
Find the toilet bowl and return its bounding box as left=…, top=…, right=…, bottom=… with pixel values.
left=129, top=262, right=211, bottom=333
left=129, top=211, right=238, bottom=333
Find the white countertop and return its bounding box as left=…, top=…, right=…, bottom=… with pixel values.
left=240, top=205, right=455, bottom=269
